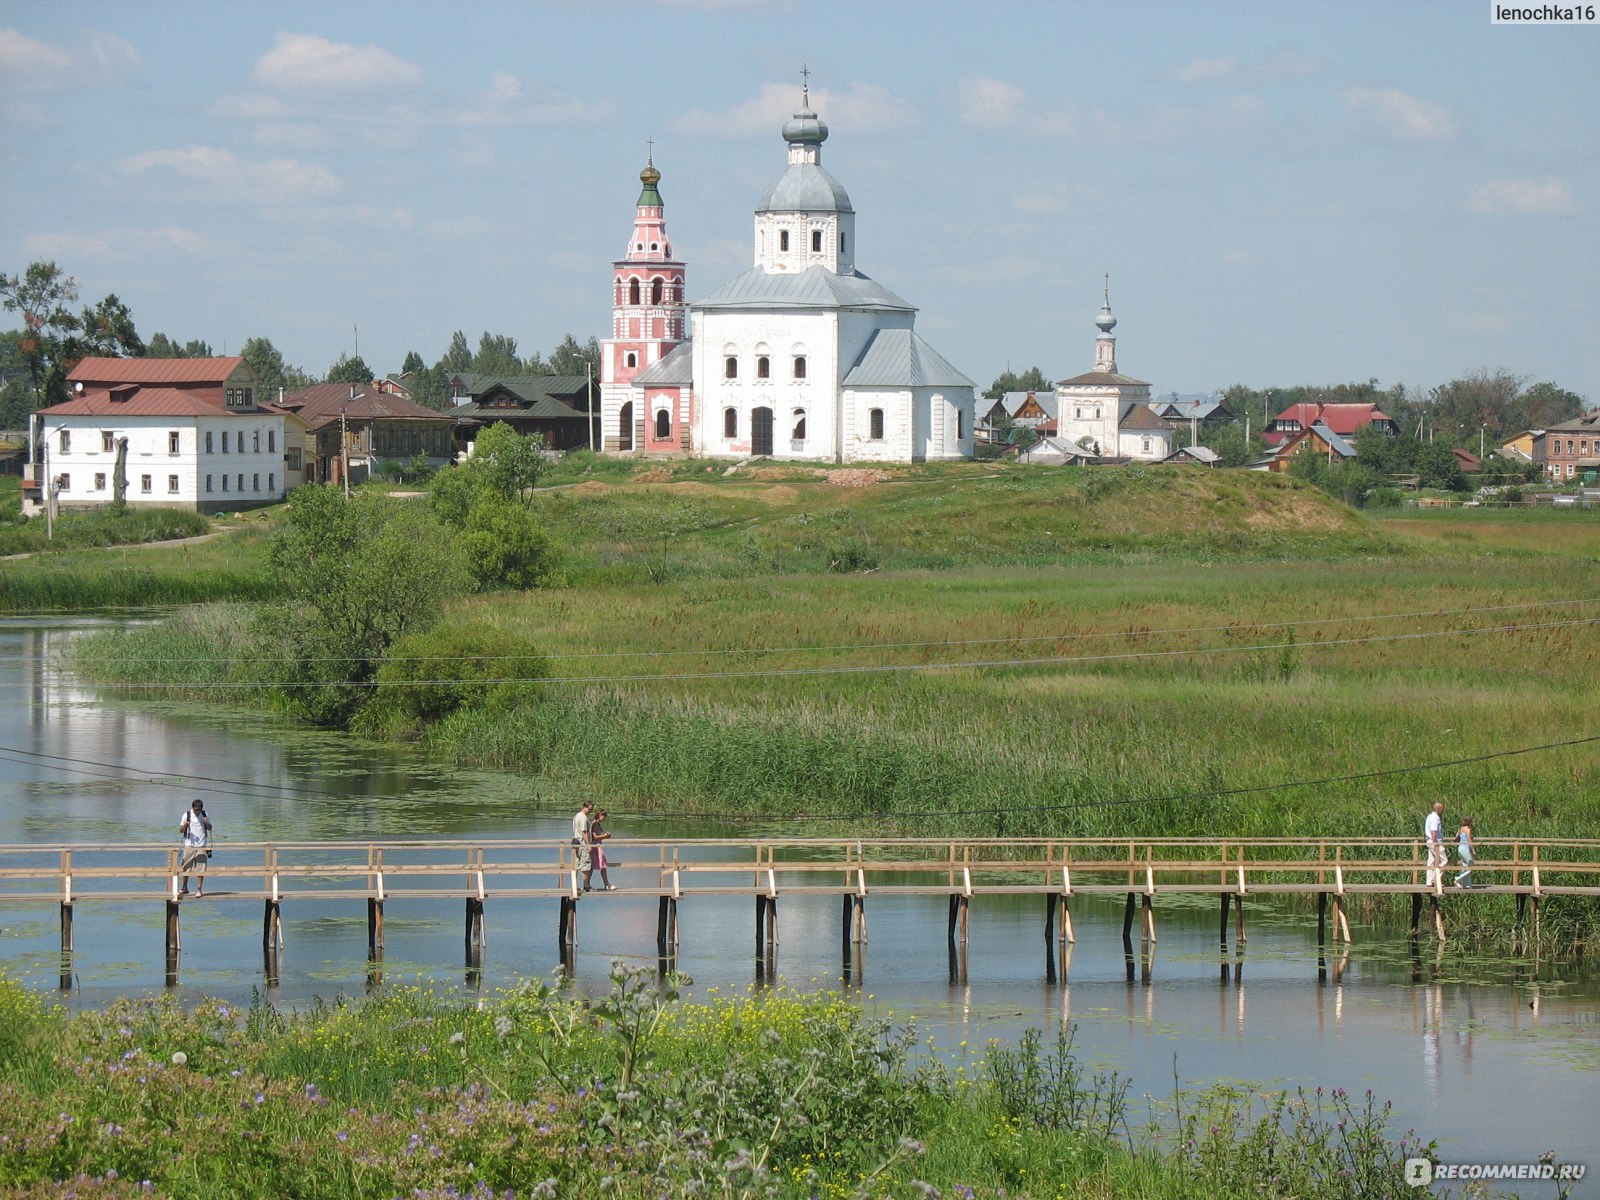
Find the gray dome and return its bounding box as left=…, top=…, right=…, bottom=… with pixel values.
left=1095, top=304, right=1117, bottom=333
left=783, top=105, right=828, bottom=146
left=756, top=163, right=854, bottom=213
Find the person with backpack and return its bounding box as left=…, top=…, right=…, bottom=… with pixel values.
left=179, top=799, right=212, bottom=897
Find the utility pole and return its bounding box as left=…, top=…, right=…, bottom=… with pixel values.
left=341, top=404, right=350, bottom=500
left=586, top=358, right=595, bottom=453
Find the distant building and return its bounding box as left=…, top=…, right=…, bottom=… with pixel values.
left=1256, top=422, right=1358, bottom=473
left=1052, top=284, right=1173, bottom=462
left=1538, top=411, right=1600, bottom=483
left=274, top=382, right=458, bottom=486
left=1264, top=401, right=1398, bottom=447
left=1149, top=392, right=1232, bottom=427
left=448, top=375, right=596, bottom=452
left=24, top=356, right=286, bottom=516
left=1162, top=445, right=1221, bottom=467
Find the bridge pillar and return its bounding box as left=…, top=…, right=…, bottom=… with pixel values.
left=367, top=898, right=384, bottom=956
left=262, top=899, right=283, bottom=950
left=1409, top=892, right=1423, bottom=937
left=1317, top=892, right=1327, bottom=945
left=465, top=897, right=486, bottom=953
left=1219, top=893, right=1231, bottom=949
left=1121, top=892, right=1136, bottom=946
left=1141, top=894, right=1156, bottom=945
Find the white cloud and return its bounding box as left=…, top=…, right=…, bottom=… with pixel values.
left=0, top=26, right=139, bottom=92
left=1467, top=177, right=1575, bottom=216
left=252, top=32, right=423, bottom=92
left=212, top=94, right=289, bottom=121
left=956, top=76, right=1029, bottom=130
left=1164, top=51, right=1325, bottom=86
left=954, top=74, right=1265, bottom=145
left=677, top=81, right=915, bottom=138
left=1344, top=86, right=1456, bottom=141
left=120, top=145, right=342, bottom=204
left=22, top=225, right=216, bottom=261
left=454, top=71, right=612, bottom=128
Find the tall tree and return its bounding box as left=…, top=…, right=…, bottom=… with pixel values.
left=546, top=333, right=600, bottom=378
left=472, top=332, right=522, bottom=376
left=181, top=338, right=213, bottom=358
left=400, top=349, right=425, bottom=376
left=242, top=336, right=317, bottom=401
left=145, top=332, right=185, bottom=358
left=0, top=260, right=81, bottom=405
left=441, top=330, right=472, bottom=373
left=326, top=353, right=375, bottom=384
left=1517, top=381, right=1586, bottom=430
left=75, top=294, right=143, bottom=358
left=410, top=363, right=451, bottom=411
left=983, top=367, right=1053, bottom=401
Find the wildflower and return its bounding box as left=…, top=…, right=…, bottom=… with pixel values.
left=336, top=1131, right=348, bottom=1143
left=305, top=1083, right=319, bottom=1100
left=171, top=1051, right=188, bottom=1066
left=899, top=1136, right=926, bottom=1155
left=449, top=1032, right=466, bottom=1046
left=494, top=1016, right=513, bottom=1039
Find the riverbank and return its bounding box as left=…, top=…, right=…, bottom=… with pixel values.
left=0, top=968, right=1436, bottom=1200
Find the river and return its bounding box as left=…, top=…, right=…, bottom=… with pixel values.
left=0, top=615, right=1595, bottom=1190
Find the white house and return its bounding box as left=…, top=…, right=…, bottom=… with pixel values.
left=23, top=357, right=287, bottom=517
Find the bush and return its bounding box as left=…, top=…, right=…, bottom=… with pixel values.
left=360, top=623, right=545, bottom=735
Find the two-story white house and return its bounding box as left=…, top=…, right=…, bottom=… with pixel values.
left=23, top=357, right=288, bottom=517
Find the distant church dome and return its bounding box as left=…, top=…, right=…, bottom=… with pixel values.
left=757, top=103, right=854, bottom=214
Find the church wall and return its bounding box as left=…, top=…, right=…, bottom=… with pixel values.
left=692, top=309, right=841, bottom=459
left=841, top=387, right=913, bottom=462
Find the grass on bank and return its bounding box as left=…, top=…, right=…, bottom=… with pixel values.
left=0, top=967, right=1438, bottom=1200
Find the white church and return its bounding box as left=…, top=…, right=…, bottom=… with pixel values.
left=599, top=90, right=976, bottom=463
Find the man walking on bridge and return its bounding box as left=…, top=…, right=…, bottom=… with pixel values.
left=1424, top=800, right=1447, bottom=888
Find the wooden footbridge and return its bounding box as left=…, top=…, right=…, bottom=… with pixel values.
left=3, top=836, right=1596, bottom=988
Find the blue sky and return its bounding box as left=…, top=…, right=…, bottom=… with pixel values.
left=2, top=1, right=1595, bottom=402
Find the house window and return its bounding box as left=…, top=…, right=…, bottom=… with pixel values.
left=102, top=431, right=115, bottom=452
left=724, top=356, right=738, bottom=379
left=779, top=231, right=789, bottom=251
left=252, top=473, right=260, bottom=492
left=253, top=429, right=261, bottom=453
left=222, top=475, right=229, bottom=492
left=237, top=474, right=244, bottom=492
left=268, top=429, right=275, bottom=453
left=94, top=473, right=106, bottom=491
left=221, top=432, right=229, bottom=453
left=655, top=409, right=670, bottom=440
left=629, top=280, right=640, bottom=305
left=811, top=229, right=822, bottom=252
left=793, top=356, right=807, bottom=380
left=757, top=356, right=770, bottom=379
left=957, top=410, right=966, bottom=439
left=1568, top=440, right=1576, bottom=455
left=205, top=431, right=214, bottom=454
left=140, top=474, right=152, bottom=493
left=268, top=472, right=275, bottom=492
left=724, top=407, right=738, bottom=438
left=169, top=431, right=180, bottom=454
left=59, top=429, right=70, bottom=452
left=287, top=448, right=302, bottom=471
left=168, top=475, right=179, bottom=493
left=869, top=408, right=885, bottom=440
left=205, top=475, right=213, bottom=493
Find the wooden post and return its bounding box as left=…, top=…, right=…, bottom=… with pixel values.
left=853, top=897, right=868, bottom=944
left=1219, top=892, right=1231, bottom=949
left=1141, top=893, right=1156, bottom=945
left=657, top=896, right=670, bottom=951
left=667, top=897, right=678, bottom=948
left=1409, top=891, right=1423, bottom=936
left=165, top=898, right=181, bottom=956
left=959, top=895, right=970, bottom=945
left=1122, top=891, right=1136, bottom=944
left=947, top=893, right=959, bottom=944
left=1432, top=895, right=1446, bottom=941
left=767, top=896, right=778, bottom=948
left=1044, top=893, right=1056, bottom=948
left=755, top=895, right=766, bottom=959
left=367, top=898, right=383, bottom=957
left=1317, top=892, right=1328, bottom=944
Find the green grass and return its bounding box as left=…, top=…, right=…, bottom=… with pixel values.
left=0, top=967, right=1436, bottom=1200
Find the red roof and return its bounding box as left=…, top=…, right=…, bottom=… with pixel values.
left=37, top=385, right=231, bottom=417
left=278, top=383, right=457, bottom=429
left=1271, top=402, right=1394, bottom=435
left=67, top=356, right=245, bottom=386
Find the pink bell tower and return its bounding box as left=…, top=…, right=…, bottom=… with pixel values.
left=600, top=144, right=687, bottom=452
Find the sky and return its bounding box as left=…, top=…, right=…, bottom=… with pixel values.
left=2, top=1, right=1596, bottom=403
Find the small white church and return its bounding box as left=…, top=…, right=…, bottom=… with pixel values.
left=599, top=88, right=976, bottom=463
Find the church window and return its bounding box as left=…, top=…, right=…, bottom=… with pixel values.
left=779, top=231, right=789, bottom=252
left=724, top=356, right=738, bottom=380
left=628, top=280, right=641, bottom=305
left=811, top=230, right=822, bottom=253
left=625, top=351, right=637, bottom=369
left=757, top=356, right=770, bottom=379
left=792, top=410, right=807, bottom=442
left=651, top=278, right=663, bottom=305
left=724, top=407, right=738, bottom=438
left=655, top=409, right=671, bottom=440
left=1075, top=408, right=1081, bottom=419
left=793, top=356, right=807, bottom=380
left=650, top=242, right=659, bottom=251
left=840, top=232, right=846, bottom=254
left=958, top=410, right=966, bottom=439
left=869, top=408, right=885, bottom=440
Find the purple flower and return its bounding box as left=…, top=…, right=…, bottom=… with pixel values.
left=336, top=1131, right=348, bottom=1143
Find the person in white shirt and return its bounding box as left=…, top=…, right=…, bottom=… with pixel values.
left=1423, top=801, right=1446, bottom=889
left=179, top=799, right=212, bottom=897
left=572, top=800, right=594, bottom=891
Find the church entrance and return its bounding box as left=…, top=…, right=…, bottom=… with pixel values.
left=751, top=406, right=774, bottom=457
left=618, top=402, right=634, bottom=451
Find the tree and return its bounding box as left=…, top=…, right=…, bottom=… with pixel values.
left=410, top=362, right=451, bottom=411
left=400, top=350, right=425, bottom=376
left=327, top=353, right=374, bottom=384
left=1, top=261, right=80, bottom=405
left=240, top=336, right=311, bottom=400
left=472, top=332, right=522, bottom=376
left=430, top=424, right=562, bottom=591
left=546, top=333, right=600, bottom=379
left=441, top=330, right=472, bottom=373
left=983, top=367, right=1053, bottom=401
left=1424, top=369, right=1523, bottom=444
left=75, top=294, right=143, bottom=358
left=181, top=338, right=214, bottom=358
left=1518, top=382, right=1586, bottom=430
left=1173, top=416, right=1264, bottom=467
left=145, top=332, right=184, bottom=358
left=264, top=487, right=469, bottom=727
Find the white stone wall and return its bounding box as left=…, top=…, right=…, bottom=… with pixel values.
left=1117, top=427, right=1174, bottom=461
left=692, top=309, right=841, bottom=459
left=754, top=211, right=857, bottom=275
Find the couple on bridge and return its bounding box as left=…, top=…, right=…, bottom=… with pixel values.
left=572, top=799, right=616, bottom=892
left=1425, top=800, right=1477, bottom=889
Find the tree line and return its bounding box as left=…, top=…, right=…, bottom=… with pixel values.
left=0, top=258, right=601, bottom=427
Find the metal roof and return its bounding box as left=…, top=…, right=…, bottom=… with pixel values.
left=38, top=386, right=229, bottom=418
left=632, top=341, right=694, bottom=386
left=279, top=383, right=459, bottom=427
left=842, top=328, right=974, bottom=389
left=1001, top=391, right=1060, bottom=420
left=1056, top=367, right=1151, bottom=388
left=695, top=265, right=915, bottom=313
left=67, top=356, right=245, bottom=385
left=756, top=162, right=854, bottom=214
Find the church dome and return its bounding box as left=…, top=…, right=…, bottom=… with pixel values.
left=758, top=105, right=853, bottom=214
left=782, top=105, right=828, bottom=147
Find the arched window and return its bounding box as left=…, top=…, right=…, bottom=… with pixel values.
left=793, top=356, right=807, bottom=379
left=724, top=407, right=738, bottom=438
left=792, top=409, right=807, bottom=441
left=724, top=356, right=738, bottom=380
left=811, top=230, right=822, bottom=253
left=869, top=408, right=885, bottom=440
left=628, top=279, right=640, bottom=305
left=757, top=356, right=770, bottom=379
left=625, top=351, right=637, bottom=369
left=957, top=410, right=966, bottom=439
left=655, top=409, right=671, bottom=440
left=779, top=231, right=789, bottom=252
left=618, top=402, right=634, bottom=451
left=651, top=278, right=663, bottom=304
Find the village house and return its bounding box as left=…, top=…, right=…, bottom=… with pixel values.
left=1255, top=422, right=1358, bottom=472
left=23, top=356, right=287, bottom=516
left=274, top=382, right=458, bottom=487
left=447, top=374, right=596, bottom=453
left=1536, top=411, right=1600, bottom=484
left=1263, top=401, right=1398, bottom=447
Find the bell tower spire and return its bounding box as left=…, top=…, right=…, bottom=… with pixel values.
left=1093, top=274, right=1118, bottom=373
